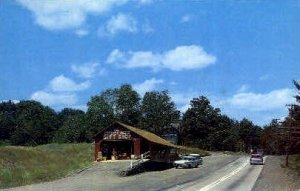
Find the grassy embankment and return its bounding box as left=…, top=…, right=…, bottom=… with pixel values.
left=290, top=155, right=300, bottom=173
left=0, top=143, right=93, bottom=189
left=177, top=147, right=210, bottom=157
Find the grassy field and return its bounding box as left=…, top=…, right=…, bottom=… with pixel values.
left=0, top=143, right=93, bottom=189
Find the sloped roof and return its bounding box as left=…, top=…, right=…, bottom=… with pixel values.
left=95, top=121, right=183, bottom=149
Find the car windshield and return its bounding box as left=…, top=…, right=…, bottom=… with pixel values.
left=251, top=154, right=262, bottom=158
left=183, top=156, right=195, bottom=160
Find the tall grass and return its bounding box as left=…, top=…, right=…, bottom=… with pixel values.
left=0, top=143, right=93, bottom=188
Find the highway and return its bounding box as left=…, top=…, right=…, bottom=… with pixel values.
left=168, top=156, right=265, bottom=191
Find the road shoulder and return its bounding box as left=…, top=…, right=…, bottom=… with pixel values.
left=252, top=156, right=300, bottom=191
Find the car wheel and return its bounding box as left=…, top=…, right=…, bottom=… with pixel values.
left=175, top=165, right=178, bottom=169
left=188, top=164, right=191, bottom=168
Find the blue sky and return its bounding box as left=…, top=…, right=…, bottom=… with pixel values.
left=1, top=0, right=300, bottom=126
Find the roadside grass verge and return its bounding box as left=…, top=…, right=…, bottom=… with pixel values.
left=0, top=143, right=93, bottom=189
left=177, top=147, right=210, bottom=157
left=289, top=154, right=300, bottom=173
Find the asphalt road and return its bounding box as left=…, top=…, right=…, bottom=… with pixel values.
left=170, top=156, right=265, bottom=191
left=3, top=154, right=264, bottom=191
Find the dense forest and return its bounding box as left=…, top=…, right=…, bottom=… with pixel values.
left=1, top=81, right=299, bottom=154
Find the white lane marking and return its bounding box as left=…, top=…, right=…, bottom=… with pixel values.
left=197, top=158, right=249, bottom=191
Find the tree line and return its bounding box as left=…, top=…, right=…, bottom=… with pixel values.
left=1, top=82, right=299, bottom=153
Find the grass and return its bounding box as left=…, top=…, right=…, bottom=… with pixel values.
left=0, top=143, right=93, bottom=189
left=289, top=155, right=300, bottom=173
left=177, top=147, right=210, bottom=157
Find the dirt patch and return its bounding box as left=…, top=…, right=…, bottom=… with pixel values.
left=253, top=156, right=300, bottom=191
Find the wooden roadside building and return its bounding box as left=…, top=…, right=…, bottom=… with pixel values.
left=94, top=122, right=183, bottom=163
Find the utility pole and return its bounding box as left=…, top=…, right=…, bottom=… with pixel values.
left=279, top=104, right=300, bottom=167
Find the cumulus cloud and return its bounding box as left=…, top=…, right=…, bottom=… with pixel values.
left=133, top=78, right=163, bottom=95
left=71, top=62, right=105, bottom=78
left=74, top=29, right=89, bottom=37
left=221, top=88, right=295, bottom=111
left=31, top=91, right=78, bottom=107
left=30, top=75, right=91, bottom=109
left=98, top=13, right=137, bottom=36
left=17, top=0, right=127, bottom=31
left=107, top=45, right=216, bottom=71
left=49, top=75, right=90, bottom=92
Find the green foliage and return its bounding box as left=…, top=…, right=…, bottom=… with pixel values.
left=86, top=84, right=141, bottom=138
left=140, top=90, right=180, bottom=134
left=262, top=119, right=285, bottom=154
left=0, top=101, right=17, bottom=141
left=86, top=90, right=116, bottom=140
left=11, top=101, right=58, bottom=146
left=115, top=84, right=141, bottom=125
left=181, top=96, right=222, bottom=148
left=54, top=111, right=88, bottom=143
left=181, top=96, right=262, bottom=152
left=0, top=143, right=93, bottom=188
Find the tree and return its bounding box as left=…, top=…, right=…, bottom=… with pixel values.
left=11, top=100, right=58, bottom=145
left=57, top=108, right=85, bottom=124
left=140, top=90, right=180, bottom=134
left=181, top=96, right=221, bottom=149
left=115, top=84, right=141, bottom=126
left=0, top=101, right=17, bottom=142
left=238, top=118, right=262, bottom=152
left=54, top=112, right=87, bottom=143
left=86, top=94, right=115, bottom=141
left=262, top=119, right=285, bottom=154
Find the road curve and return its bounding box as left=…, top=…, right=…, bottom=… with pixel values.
left=169, top=156, right=265, bottom=191
left=3, top=154, right=256, bottom=191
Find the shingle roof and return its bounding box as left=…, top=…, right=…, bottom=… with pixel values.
left=95, top=121, right=184, bottom=149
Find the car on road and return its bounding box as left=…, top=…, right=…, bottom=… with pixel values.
left=256, top=148, right=264, bottom=157
left=250, top=154, right=264, bottom=165
left=189, top=154, right=203, bottom=165
left=174, top=155, right=199, bottom=168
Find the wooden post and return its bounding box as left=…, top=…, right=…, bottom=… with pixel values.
left=94, top=139, right=102, bottom=161
left=133, top=138, right=141, bottom=156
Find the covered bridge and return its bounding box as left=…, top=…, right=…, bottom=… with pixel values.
left=94, top=122, right=184, bottom=163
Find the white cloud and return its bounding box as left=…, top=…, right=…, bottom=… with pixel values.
left=31, top=91, right=78, bottom=106
left=133, top=78, right=163, bottom=95
left=162, top=45, right=216, bottom=71
left=107, top=45, right=216, bottom=71
left=138, top=0, right=153, bottom=5
left=72, top=62, right=105, bottom=78
left=1, top=100, right=20, bottom=104
left=180, top=15, right=191, bottom=23
left=127, top=51, right=161, bottom=69
left=221, top=88, right=295, bottom=111
left=107, top=49, right=126, bottom=64
left=99, top=13, right=137, bottom=36
left=49, top=75, right=90, bottom=92
left=17, top=0, right=127, bottom=31
left=170, top=92, right=198, bottom=113
left=75, top=29, right=89, bottom=37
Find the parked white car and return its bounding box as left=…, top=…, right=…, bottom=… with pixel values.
left=189, top=154, right=203, bottom=165
left=173, top=156, right=199, bottom=168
